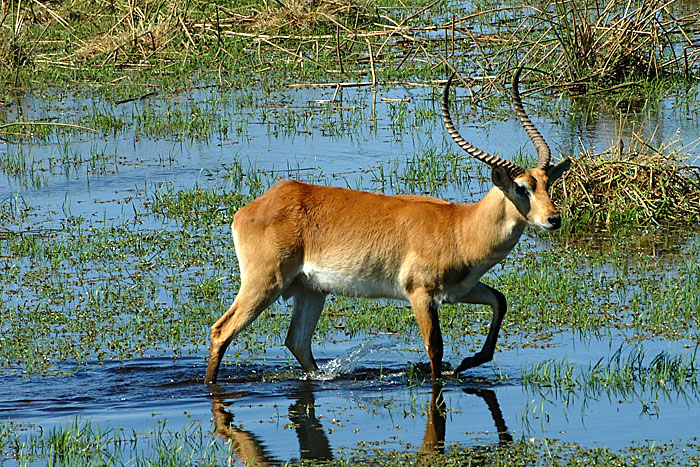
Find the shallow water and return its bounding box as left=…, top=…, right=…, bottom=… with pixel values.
left=2, top=85, right=698, bottom=223
left=1, top=82, right=699, bottom=463
left=1, top=331, right=697, bottom=464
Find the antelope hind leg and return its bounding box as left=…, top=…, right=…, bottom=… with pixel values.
left=205, top=280, right=284, bottom=384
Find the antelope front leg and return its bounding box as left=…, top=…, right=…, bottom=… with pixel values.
left=410, top=290, right=443, bottom=380
left=454, top=281, right=507, bottom=375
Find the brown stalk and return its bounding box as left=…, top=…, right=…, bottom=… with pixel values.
left=365, top=38, right=376, bottom=86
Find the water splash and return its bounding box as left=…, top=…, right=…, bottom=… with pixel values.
left=312, top=340, right=387, bottom=380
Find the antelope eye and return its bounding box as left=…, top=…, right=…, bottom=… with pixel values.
left=515, top=185, right=529, bottom=197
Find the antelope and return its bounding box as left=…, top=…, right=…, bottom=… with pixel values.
left=204, top=65, right=571, bottom=384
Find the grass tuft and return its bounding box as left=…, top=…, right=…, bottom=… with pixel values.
left=553, top=135, right=700, bottom=232
left=544, top=0, right=699, bottom=88
left=522, top=345, right=699, bottom=398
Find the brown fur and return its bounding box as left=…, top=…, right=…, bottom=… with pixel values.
left=204, top=159, right=568, bottom=383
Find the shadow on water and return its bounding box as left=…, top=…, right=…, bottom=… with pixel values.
left=210, top=381, right=336, bottom=464
left=0, top=341, right=519, bottom=463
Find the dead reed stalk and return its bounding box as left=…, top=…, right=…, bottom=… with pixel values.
left=532, top=0, right=700, bottom=91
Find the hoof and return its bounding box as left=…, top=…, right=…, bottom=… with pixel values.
left=454, top=354, right=488, bottom=375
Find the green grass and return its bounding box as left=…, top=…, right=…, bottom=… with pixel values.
left=0, top=418, right=234, bottom=466
left=2, top=156, right=699, bottom=375
left=522, top=345, right=699, bottom=396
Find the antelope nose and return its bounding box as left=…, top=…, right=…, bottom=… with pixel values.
left=548, top=215, right=561, bottom=230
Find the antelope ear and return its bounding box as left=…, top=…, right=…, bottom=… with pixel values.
left=491, top=166, right=513, bottom=190
left=547, top=158, right=571, bottom=182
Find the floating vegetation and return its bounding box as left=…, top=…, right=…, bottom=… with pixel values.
left=553, top=135, right=700, bottom=232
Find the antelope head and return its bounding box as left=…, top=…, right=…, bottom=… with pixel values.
left=442, top=66, right=571, bottom=231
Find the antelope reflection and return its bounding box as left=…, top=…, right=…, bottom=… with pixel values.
left=462, top=386, right=512, bottom=444
left=209, top=382, right=511, bottom=465
left=210, top=381, right=331, bottom=465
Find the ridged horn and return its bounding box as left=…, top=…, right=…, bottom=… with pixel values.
left=442, top=73, right=525, bottom=179
left=511, top=65, right=551, bottom=169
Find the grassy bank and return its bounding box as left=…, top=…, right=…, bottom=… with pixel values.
left=1, top=0, right=698, bottom=94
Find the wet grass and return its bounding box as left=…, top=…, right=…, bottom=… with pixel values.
left=0, top=418, right=233, bottom=466
left=522, top=345, right=699, bottom=397
left=2, top=151, right=699, bottom=376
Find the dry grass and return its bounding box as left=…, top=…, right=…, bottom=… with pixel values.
left=239, top=0, right=377, bottom=34
left=543, top=0, right=700, bottom=89
left=0, top=0, right=396, bottom=83
left=553, top=136, right=700, bottom=231
left=1, top=0, right=698, bottom=90
left=0, top=1, right=31, bottom=74
left=68, top=0, right=183, bottom=63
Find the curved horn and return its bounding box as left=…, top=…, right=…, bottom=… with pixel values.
left=442, top=73, right=525, bottom=179
left=511, top=65, right=551, bottom=169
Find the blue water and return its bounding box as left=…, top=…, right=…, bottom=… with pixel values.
left=1, top=83, right=699, bottom=463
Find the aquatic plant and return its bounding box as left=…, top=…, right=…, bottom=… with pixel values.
left=521, top=345, right=700, bottom=397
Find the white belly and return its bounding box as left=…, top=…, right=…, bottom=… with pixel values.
left=300, top=263, right=408, bottom=300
